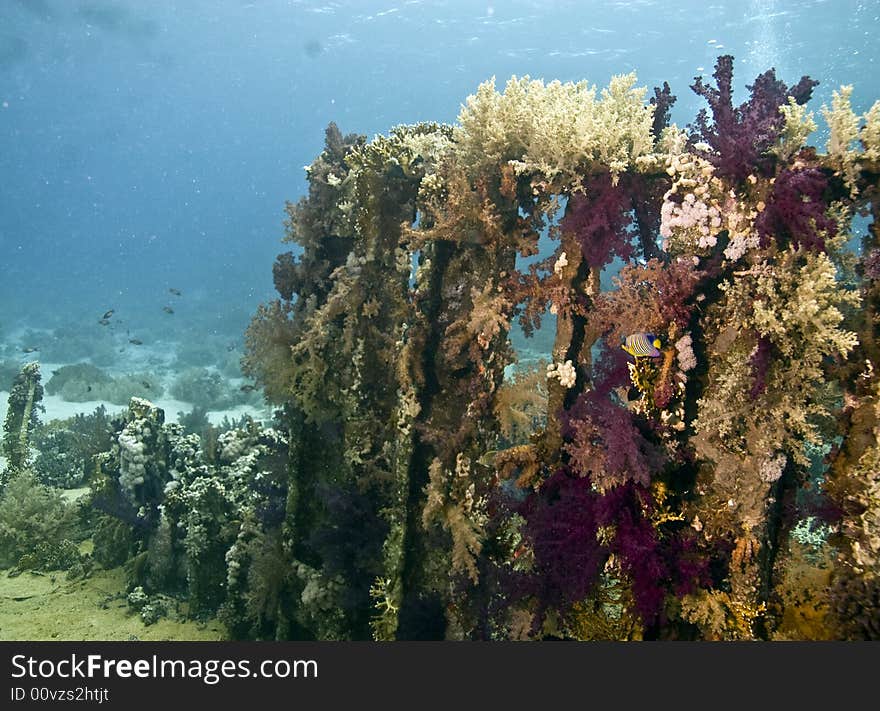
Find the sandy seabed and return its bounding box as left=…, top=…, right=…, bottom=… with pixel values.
left=0, top=563, right=227, bottom=641
left=0, top=351, right=261, bottom=640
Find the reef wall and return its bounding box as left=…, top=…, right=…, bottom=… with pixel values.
left=13, top=55, right=874, bottom=641
left=240, top=55, right=880, bottom=640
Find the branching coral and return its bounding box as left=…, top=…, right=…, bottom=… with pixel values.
left=696, top=248, right=859, bottom=461
left=822, top=85, right=862, bottom=194
left=561, top=172, right=633, bottom=269
left=0, top=470, right=74, bottom=568
left=138, top=56, right=880, bottom=640
left=562, top=389, right=664, bottom=492
left=493, top=362, right=547, bottom=445
left=862, top=100, right=880, bottom=161
left=590, top=257, right=704, bottom=348
left=689, top=54, right=818, bottom=182
left=242, top=300, right=300, bottom=405
left=454, top=72, right=656, bottom=186
left=422, top=456, right=486, bottom=584
left=755, top=167, right=837, bottom=251
left=518, top=468, right=606, bottom=614
left=773, top=97, right=817, bottom=162
left=649, top=82, right=677, bottom=140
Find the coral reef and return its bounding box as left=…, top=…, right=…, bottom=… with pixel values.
left=32, top=405, right=113, bottom=488
left=231, top=55, right=880, bottom=639
left=42, top=55, right=879, bottom=641
left=170, top=367, right=237, bottom=410
left=46, top=363, right=164, bottom=405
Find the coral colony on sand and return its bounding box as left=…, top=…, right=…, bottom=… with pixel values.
left=3, top=55, right=880, bottom=640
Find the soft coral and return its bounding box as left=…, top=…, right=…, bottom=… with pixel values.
left=689, top=55, right=818, bottom=182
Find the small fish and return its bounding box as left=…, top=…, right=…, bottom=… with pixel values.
left=477, top=449, right=498, bottom=468
left=98, top=318, right=111, bottom=326
left=22, top=346, right=40, bottom=353
left=129, top=338, right=144, bottom=346
left=226, top=342, right=237, bottom=352
left=162, top=306, right=174, bottom=314
left=622, top=333, right=662, bottom=358
left=240, top=384, right=256, bottom=393
left=141, top=380, right=151, bottom=389
left=169, top=288, right=182, bottom=296
left=102, top=309, right=115, bottom=319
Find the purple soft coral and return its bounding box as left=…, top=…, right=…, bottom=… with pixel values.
left=562, top=351, right=665, bottom=491
left=689, top=55, right=818, bottom=182
left=596, top=484, right=668, bottom=623
left=519, top=468, right=606, bottom=609
left=595, top=483, right=710, bottom=626
left=650, top=81, right=677, bottom=139
left=562, top=172, right=633, bottom=270
left=756, top=167, right=836, bottom=251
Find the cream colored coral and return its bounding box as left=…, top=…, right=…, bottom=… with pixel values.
left=861, top=100, right=880, bottom=162
left=822, top=85, right=862, bottom=195
left=773, top=97, right=817, bottom=162
left=546, top=360, right=577, bottom=389
left=553, top=251, right=569, bottom=275
left=454, top=72, right=656, bottom=187
left=748, top=250, right=860, bottom=360
left=695, top=248, right=860, bottom=463
left=659, top=152, right=729, bottom=256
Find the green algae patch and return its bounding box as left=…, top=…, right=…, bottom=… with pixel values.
left=0, top=567, right=227, bottom=641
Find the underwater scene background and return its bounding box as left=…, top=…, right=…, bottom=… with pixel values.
left=1, top=0, right=879, bottom=640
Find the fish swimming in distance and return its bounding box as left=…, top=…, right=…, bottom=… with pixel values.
left=169, top=288, right=182, bottom=296
left=98, top=318, right=111, bottom=326
left=162, top=306, right=174, bottom=314
left=102, top=309, right=115, bottom=319
left=240, top=384, right=257, bottom=393
left=22, top=346, right=40, bottom=353
left=129, top=338, right=144, bottom=345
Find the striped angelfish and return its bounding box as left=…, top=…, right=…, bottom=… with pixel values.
left=622, top=333, right=662, bottom=358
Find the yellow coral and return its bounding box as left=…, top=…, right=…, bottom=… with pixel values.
left=821, top=85, right=862, bottom=195
left=493, top=362, right=548, bottom=445
left=454, top=72, right=656, bottom=187
left=679, top=589, right=765, bottom=640
left=773, top=96, right=817, bottom=162
left=696, top=248, right=860, bottom=463
left=369, top=576, right=399, bottom=641
left=861, top=99, right=880, bottom=162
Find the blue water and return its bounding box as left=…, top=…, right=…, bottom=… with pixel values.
left=1, top=0, right=878, bottom=356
